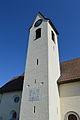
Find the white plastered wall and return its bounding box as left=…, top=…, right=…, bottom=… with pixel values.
left=47, top=22, right=61, bottom=120
left=60, top=82, right=80, bottom=120
left=0, top=91, right=22, bottom=120
left=20, top=13, right=61, bottom=120
left=20, top=15, right=49, bottom=120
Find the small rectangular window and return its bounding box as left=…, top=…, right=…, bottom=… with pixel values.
left=37, top=59, right=38, bottom=65
left=34, top=106, right=36, bottom=113
left=51, top=31, right=55, bottom=43
left=35, top=79, right=36, bottom=84
left=36, top=28, right=41, bottom=39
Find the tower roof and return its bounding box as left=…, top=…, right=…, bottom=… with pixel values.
left=29, top=12, right=59, bottom=35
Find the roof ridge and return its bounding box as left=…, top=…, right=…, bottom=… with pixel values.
left=0, top=73, right=24, bottom=89
left=8, top=73, right=24, bottom=83
left=61, top=57, right=80, bottom=64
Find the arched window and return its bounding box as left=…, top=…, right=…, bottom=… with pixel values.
left=65, top=111, right=80, bottom=120
left=35, top=28, right=41, bottom=39
left=12, top=112, right=17, bottom=119
left=9, top=110, right=17, bottom=120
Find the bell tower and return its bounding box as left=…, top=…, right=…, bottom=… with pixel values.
left=19, top=12, right=61, bottom=120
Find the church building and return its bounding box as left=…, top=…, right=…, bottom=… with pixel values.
left=0, top=12, right=80, bottom=120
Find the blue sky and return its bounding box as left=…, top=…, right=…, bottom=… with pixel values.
left=0, top=0, right=80, bottom=87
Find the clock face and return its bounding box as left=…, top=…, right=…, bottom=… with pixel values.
left=34, top=19, right=42, bottom=27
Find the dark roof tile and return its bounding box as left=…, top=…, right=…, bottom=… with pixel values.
left=0, top=73, right=24, bottom=93
left=58, top=58, right=80, bottom=84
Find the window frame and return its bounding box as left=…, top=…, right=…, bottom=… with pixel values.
left=34, top=19, right=42, bottom=27
left=9, top=110, right=17, bottom=120
left=35, top=28, right=41, bottom=40
left=51, top=30, right=55, bottom=43
left=13, top=95, right=20, bottom=104
left=14, top=96, right=20, bottom=103
left=64, top=111, right=80, bottom=120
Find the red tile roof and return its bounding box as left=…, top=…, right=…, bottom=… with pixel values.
left=1, top=58, right=80, bottom=93
left=0, top=73, right=24, bottom=93
left=58, top=58, right=80, bottom=84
